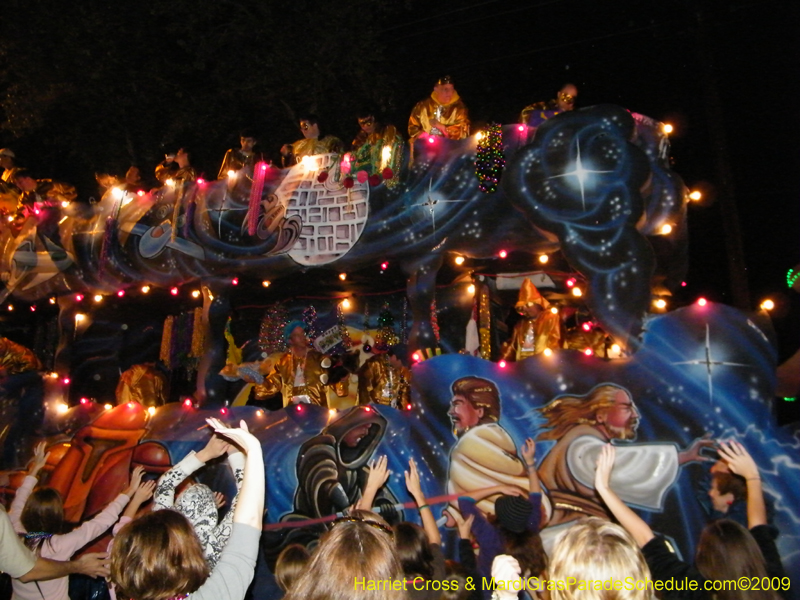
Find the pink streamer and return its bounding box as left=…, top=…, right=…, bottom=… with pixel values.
left=247, top=161, right=268, bottom=236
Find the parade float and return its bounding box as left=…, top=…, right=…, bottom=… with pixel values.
left=0, top=105, right=796, bottom=596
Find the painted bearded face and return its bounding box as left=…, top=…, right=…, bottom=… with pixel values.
left=598, top=389, right=640, bottom=440
left=448, top=394, right=483, bottom=435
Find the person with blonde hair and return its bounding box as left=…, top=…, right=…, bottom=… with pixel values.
left=110, top=418, right=265, bottom=600
left=548, top=517, right=651, bottom=600
left=283, top=509, right=405, bottom=600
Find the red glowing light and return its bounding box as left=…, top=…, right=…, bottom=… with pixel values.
left=412, top=352, right=422, bottom=362
left=427, top=136, right=435, bottom=144
left=381, top=262, right=389, bottom=270
left=183, top=398, right=193, bottom=407
left=681, top=281, right=687, bottom=287
left=566, top=278, right=576, bottom=287
left=584, top=348, right=594, bottom=356
left=499, top=250, right=508, bottom=258
left=76, top=294, right=84, bottom=301
left=364, top=406, right=372, bottom=412
left=232, top=277, right=239, bottom=285
left=128, top=402, right=135, bottom=408
left=220, top=407, right=228, bottom=415
left=196, top=178, right=205, bottom=185
left=80, top=397, right=89, bottom=404
left=34, top=208, right=41, bottom=215
left=517, top=124, right=525, bottom=132
left=296, top=404, right=303, bottom=412
left=62, top=378, right=70, bottom=385
left=498, top=360, right=507, bottom=368
left=582, top=322, right=593, bottom=332
left=30, top=306, right=36, bottom=312
left=137, top=190, right=145, bottom=197
left=117, top=290, right=125, bottom=297
left=406, top=403, right=412, bottom=411
left=697, top=297, right=708, bottom=306
left=261, top=164, right=267, bottom=171
left=170, top=287, right=179, bottom=296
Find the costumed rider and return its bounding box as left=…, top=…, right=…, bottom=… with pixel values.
left=0, top=336, right=44, bottom=468
left=500, top=278, right=562, bottom=361
left=357, top=347, right=410, bottom=409
left=280, top=114, right=343, bottom=167
left=445, top=377, right=544, bottom=524
left=519, top=83, right=578, bottom=128
left=0, top=148, right=22, bottom=217
left=217, top=129, right=265, bottom=180
left=116, top=363, right=169, bottom=408
left=408, top=75, right=470, bottom=143
left=254, top=321, right=333, bottom=408
left=350, top=108, right=403, bottom=178
left=262, top=405, right=402, bottom=562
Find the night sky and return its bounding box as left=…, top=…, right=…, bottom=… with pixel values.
left=1, top=0, right=798, bottom=412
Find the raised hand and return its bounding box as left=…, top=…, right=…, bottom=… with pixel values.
left=450, top=509, right=475, bottom=540
left=594, top=443, right=616, bottom=492
left=131, top=479, right=156, bottom=505
left=27, top=441, right=50, bottom=477
left=123, top=466, right=145, bottom=497
left=196, top=433, right=232, bottom=462
left=205, top=418, right=259, bottom=454
left=521, top=438, right=536, bottom=467
left=717, top=441, right=759, bottom=480
left=404, top=458, right=424, bottom=502
left=214, top=491, right=227, bottom=509
left=366, top=455, right=391, bottom=491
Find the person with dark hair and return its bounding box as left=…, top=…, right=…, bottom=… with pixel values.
left=350, top=108, right=403, bottom=177
left=519, top=83, right=578, bottom=127
left=408, top=75, right=470, bottom=142
left=457, top=438, right=546, bottom=598
left=280, top=114, right=343, bottom=167
left=173, top=147, right=197, bottom=184
left=594, top=442, right=786, bottom=600
left=357, top=348, right=411, bottom=408
left=445, top=377, right=530, bottom=525
left=360, top=457, right=446, bottom=600
left=217, top=130, right=265, bottom=180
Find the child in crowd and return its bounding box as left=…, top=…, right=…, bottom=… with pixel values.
left=153, top=428, right=245, bottom=567
left=9, top=442, right=139, bottom=600
left=110, top=418, right=265, bottom=600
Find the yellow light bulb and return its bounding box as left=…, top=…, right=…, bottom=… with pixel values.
left=141, top=285, right=150, bottom=294
left=550, top=307, right=558, bottom=314
left=543, top=348, right=553, bottom=357
left=93, top=294, right=103, bottom=302
left=454, top=256, right=465, bottom=265
left=339, top=273, right=347, bottom=281
left=760, top=299, right=774, bottom=311
left=341, top=298, right=351, bottom=309
left=262, top=280, right=271, bottom=287
left=654, top=299, right=667, bottom=309
left=689, top=190, right=702, bottom=201
left=467, top=284, right=475, bottom=294
left=572, top=287, right=583, bottom=297
left=663, top=123, right=673, bottom=134
left=475, top=131, right=484, bottom=140
left=660, top=224, right=673, bottom=235
left=538, top=254, right=549, bottom=264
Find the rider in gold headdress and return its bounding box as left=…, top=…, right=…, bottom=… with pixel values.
left=500, top=278, right=562, bottom=361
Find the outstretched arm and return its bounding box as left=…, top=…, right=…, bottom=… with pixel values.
left=19, top=553, right=109, bottom=583
left=520, top=438, right=542, bottom=494
left=594, top=444, right=654, bottom=547
left=717, top=441, right=766, bottom=528
left=405, top=458, right=441, bottom=546
left=357, top=455, right=390, bottom=512
left=206, top=419, right=264, bottom=529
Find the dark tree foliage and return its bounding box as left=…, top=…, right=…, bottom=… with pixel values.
left=0, top=0, right=404, bottom=189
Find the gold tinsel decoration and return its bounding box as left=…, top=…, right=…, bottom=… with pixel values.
left=190, top=307, right=204, bottom=357
left=160, top=315, right=174, bottom=368
left=478, top=284, right=491, bottom=360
